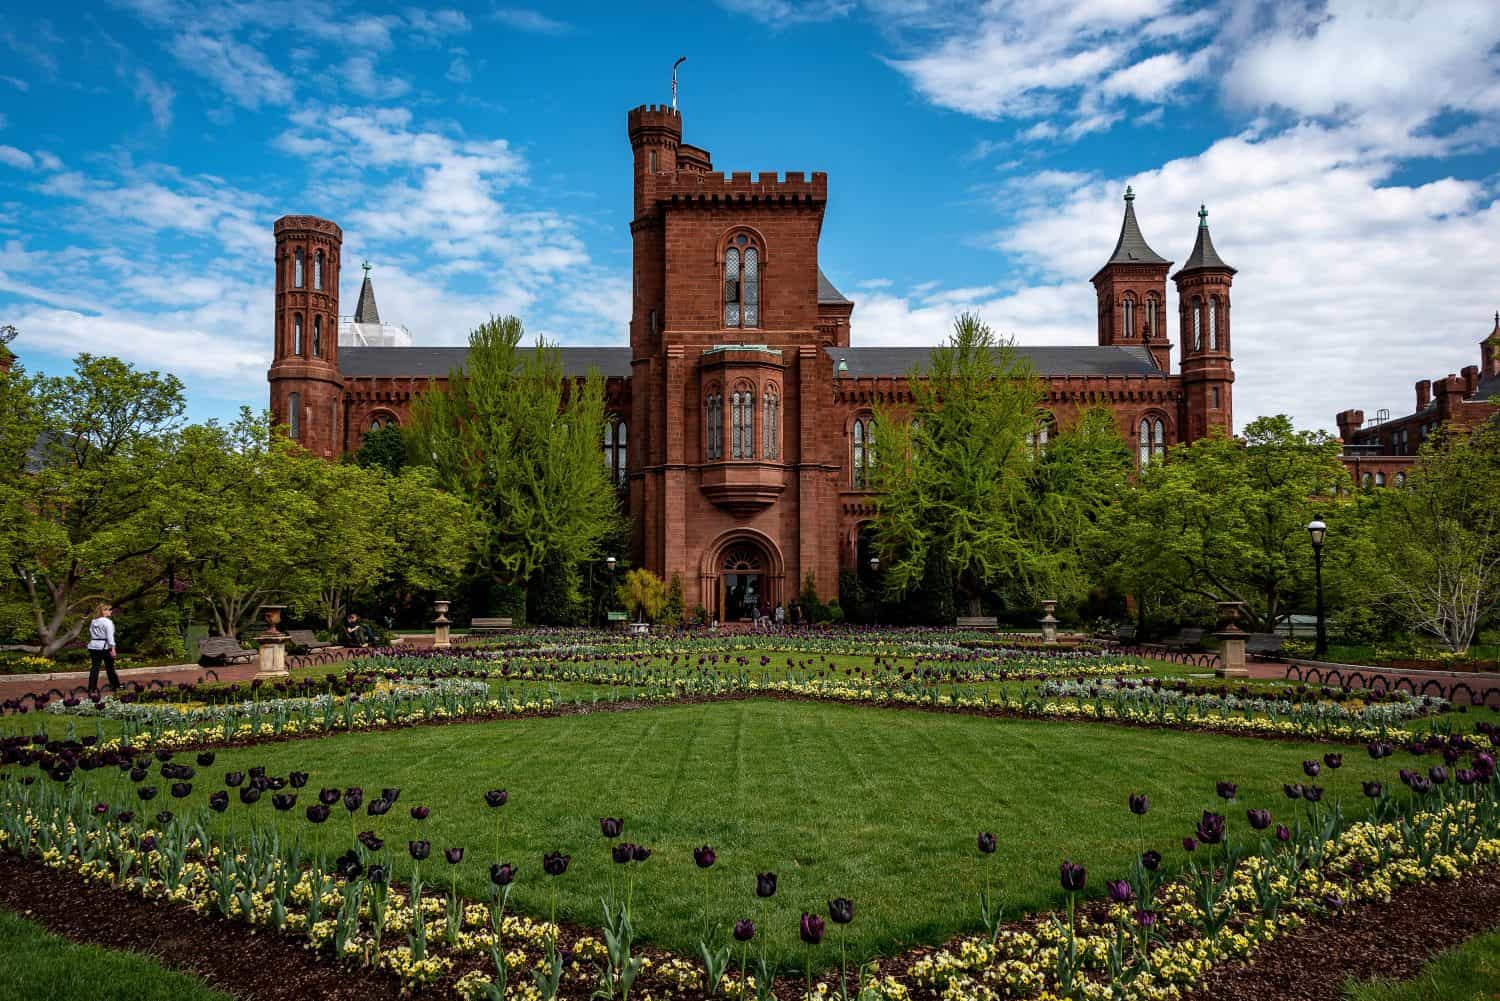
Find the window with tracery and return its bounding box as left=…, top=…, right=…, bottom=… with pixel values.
left=1122, top=295, right=1135, bottom=340
left=731, top=386, right=755, bottom=459
left=288, top=392, right=301, bottom=441
left=1191, top=298, right=1202, bottom=351
left=1208, top=297, right=1219, bottom=350
left=293, top=313, right=304, bottom=355
left=294, top=249, right=304, bottom=288
left=1138, top=417, right=1165, bottom=467
left=1145, top=295, right=1158, bottom=338
left=705, top=392, right=723, bottom=460
left=851, top=416, right=875, bottom=488
left=723, top=234, right=760, bottom=328
left=312, top=316, right=322, bottom=358
left=314, top=250, right=324, bottom=290
left=603, top=418, right=627, bottom=486
left=763, top=387, right=780, bottom=460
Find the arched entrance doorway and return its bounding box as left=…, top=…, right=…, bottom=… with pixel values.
left=720, top=543, right=766, bottom=622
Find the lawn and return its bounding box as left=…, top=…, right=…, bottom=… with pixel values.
left=1344, top=929, right=1500, bottom=1001
left=0, top=906, right=233, bottom=1001
left=68, top=698, right=1383, bottom=962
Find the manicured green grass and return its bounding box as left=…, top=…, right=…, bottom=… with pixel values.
left=64, top=699, right=1385, bottom=962
left=0, top=906, right=233, bottom=1001
left=1344, top=929, right=1500, bottom=1001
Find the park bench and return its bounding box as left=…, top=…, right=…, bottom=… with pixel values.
left=1246, top=633, right=1286, bottom=661
left=955, top=616, right=999, bottom=632
left=286, top=629, right=333, bottom=651
left=198, top=636, right=255, bottom=666
left=1157, top=628, right=1206, bottom=652
left=469, top=617, right=514, bottom=633
left=1114, top=624, right=1138, bottom=645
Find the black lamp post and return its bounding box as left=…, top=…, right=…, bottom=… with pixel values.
left=1306, top=515, right=1327, bottom=657
left=605, top=556, right=617, bottom=628
left=869, top=556, right=881, bottom=627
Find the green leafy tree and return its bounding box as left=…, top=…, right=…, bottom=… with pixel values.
left=0, top=354, right=186, bottom=654
left=616, top=568, right=665, bottom=623
left=354, top=424, right=407, bottom=474
left=300, top=457, right=398, bottom=631
left=1366, top=421, right=1500, bottom=652
left=406, top=316, right=621, bottom=606
left=661, top=572, right=686, bottom=628
left=386, top=466, right=480, bottom=600
left=1108, top=415, right=1349, bottom=631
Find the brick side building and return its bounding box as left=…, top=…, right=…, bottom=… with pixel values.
left=1334, top=314, right=1500, bottom=487
left=268, top=103, right=1237, bottom=621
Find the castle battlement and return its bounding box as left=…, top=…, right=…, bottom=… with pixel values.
left=655, top=170, right=828, bottom=205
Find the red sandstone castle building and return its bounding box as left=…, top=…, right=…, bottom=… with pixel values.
left=269, top=104, right=1237, bottom=621
left=1334, top=315, right=1500, bottom=486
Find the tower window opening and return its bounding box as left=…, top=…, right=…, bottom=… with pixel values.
left=314, top=250, right=324, bottom=290
left=288, top=392, right=301, bottom=441
left=1208, top=296, right=1219, bottom=350
left=312, top=316, right=322, bottom=358
left=731, top=387, right=755, bottom=459
left=1146, top=295, right=1157, bottom=337
left=294, top=249, right=304, bottom=288
left=706, top=393, right=722, bottom=460
left=722, top=236, right=761, bottom=328
left=763, top=387, right=780, bottom=460
left=851, top=416, right=875, bottom=488
left=1122, top=296, right=1135, bottom=340
left=1139, top=417, right=1166, bottom=467
left=1191, top=298, right=1202, bottom=351
left=293, top=313, right=304, bottom=355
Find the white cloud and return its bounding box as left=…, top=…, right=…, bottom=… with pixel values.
left=341, top=55, right=411, bottom=100
left=491, top=7, right=572, bottom=34
left=0, top=146, right=35, bottom=170
left=167, top=31, right=293, bottom=109
left=715, top=0, right=854, bottom=24
left=129, top=66, right=176, bottom=129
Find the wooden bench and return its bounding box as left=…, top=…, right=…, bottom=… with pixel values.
left=1114, top=624, right=1138, bottom=645
left=1157, top=627, right=1206, bottom=652
left=1246, top=632, right=1285, bottom=660
left=286, top=629, right=333, bottom=651
left=469, top=617, right=514, bottom=633
left=198, top=636, right=255, bottom=666
left=956, top=616, right=999, bottom=632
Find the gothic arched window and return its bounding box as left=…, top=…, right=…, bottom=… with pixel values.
left=763, top=386, right=780, bottom=460
left=294, top=249, right=304, bottom=288
left=851, top=416, right=874, bottom=488
left=1138, top=416, right=1166, bottom=467
left=723, top=234, right=761, bottom=328
left=1122, top=295, right=1136, bottom=340
left=603, top=418, right=627, bottom=486
left=1191, top=298, right=1202, bottom=351
left=705, top=392, right=723, bottom=460
left=312, top=316, right=322, bottom=358
left=293, top=313, right=304, bottom=355
left=288, top=392, right=301, bottom=441
left=1208, top=297, right=1219, bottom=350
left=731, top=385, right=754, bottom=459
left=1145, top=294, right=1158, bottom=338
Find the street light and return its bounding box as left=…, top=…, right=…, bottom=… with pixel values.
left=1306, top=515, right=1327, bottom=658
left=604, top=556, right=617, bottom=629
left=868, top=556, right=880, bottom=573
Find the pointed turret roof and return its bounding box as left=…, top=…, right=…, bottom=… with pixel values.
left=353, top=261, right=381, bottom=324
left=1100, top=187, right=1169, bottom=268
left=1486, top=311, right=1500, bottom=342
left=1175, top=205, right=1235, bottom=275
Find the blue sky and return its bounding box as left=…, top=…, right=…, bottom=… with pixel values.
left=2, top=0, right=1499, bottom=432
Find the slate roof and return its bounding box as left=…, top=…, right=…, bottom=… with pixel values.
left=353, top=273, right=381, bottom=324
left=1098, top=187, right=1168, bottom=270
left=817, top=269, right=850, bottom=304
left=825, top=344, right=1163, bottom=377
left=1174, top=206, right=1235, bottom=275
left=340, top=346, right=633, bottom=379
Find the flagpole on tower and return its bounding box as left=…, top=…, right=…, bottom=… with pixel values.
left=672, top=56, right=686, bottom=109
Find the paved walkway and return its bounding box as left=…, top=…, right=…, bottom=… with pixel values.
left=0, top=660, right=263, bottom=703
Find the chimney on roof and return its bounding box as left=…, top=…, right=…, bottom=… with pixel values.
left=1415, top=379, right=1431, bottom=410
left=1462, top=365, right=1480, bottom=397
left=1336, top=409, right=1364, bottom=441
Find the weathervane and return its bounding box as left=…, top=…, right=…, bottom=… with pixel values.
left=362, top=260, right=371, bottom=278
left=672, top=56, right=686, bottom=109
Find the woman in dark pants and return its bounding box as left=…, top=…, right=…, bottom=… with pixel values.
left=86, top=603, right=120, bottom=693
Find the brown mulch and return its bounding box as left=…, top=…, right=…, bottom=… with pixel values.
left=1186, top=864, right=1500, bottom=1001
left=0, top=855, right=407, bottom=1001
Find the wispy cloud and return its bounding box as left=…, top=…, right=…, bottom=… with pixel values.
left=491, top=7, right=571, bottom=34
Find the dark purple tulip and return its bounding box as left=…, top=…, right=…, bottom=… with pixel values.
left=335, top=849, right=363, bottom=879
left=799, top=912, right=825, bottom=945
left=409, top=840, right=431, bottom=861
left=491, top=862, right=517, bottom=886
left=318, top=787, right=340, bottom=806
left=196, top=752, right=216, bottom=767
left=1246, top=808, right=1272, bottom=831
left=1106, top=879, right=1136, bottom=905
left=485, top=789, right=509, bottom=809
left=1457, top=769, right=1477, bottom=786
left=1283, top=783, right=1304, bottom=800
left=1399, top=768, right=1416, bottom=787
left=1303, top=760, right=1321, bottom=778
left=367, top=797, right=391, bottom=817
left=1429, top=765, right=1449, bottom=785
left=170, top=782, right=192, bottom=799
left=1410, top=776, right=1433, bottom=795
left=116, top=810, right=134, bottom=824
left=1195, top=811, right=1226, bottom=845
left=1323, top=891, right=1343, bottom=911
left=225, top=771, right=243, bottom=787
left=1182, top=837, right=1197, bottom=852
left=1362, top=781, right=1383, bottom=798
left=1059, top=861, right=1087, bottom=893
left=600, top=817, right=624, bottom=838
left=239, top=786, right=261, bottom=805
left=288, top=771, right=308, bottom=788
left=543, top=851, right=570, bottom=876
left=828, top=898, right=855, bottom=924
left=368, top=864, right=389, bottom=885
left=155, top=810, right=173, bottom=827
left=382, top=787, right=401, bottom=803
left=1128, top=792, right=1150, bottom=816
left=272, top=793, right=296, bottom=811
left=248, top=766, right=264, bottom=778
left=612, top=842, right=634, bottom=864
left=1303, top=785, right=1324, bottom=803
left=632, top=845, right=652, bottom=862
left=139, top=834, right=157, bottom=854
left=410, top=805, right=430, bottom=821
left=129, top=767, right=148, bottom=783
left=1216, top=781, right=1238, bottom=801
left=1134, top=909, right=1157, bottom=929
left=1276, top=824, right=1291, bottom=842
left=343, top=788, right=363, bottom=813
left=1323, top=753, right=1343, bottom=770
left=137, top=786, right=158, bottom=801
left=358, top=831, right=384, bottom=851
left=756, top=872, right=778, bottom=898
left=734, top=919, right=755, bottom=942
left=155, top=749, right=173, bottom=762
left=445, top=847, right=464, bottom=865
left=92, top=802, right=108, bottom=816
left=1141, top=849, right=1162, bottom=872
left=693, top=845, right=716, bottom=868
left=306, top=803, right=330, bottom=824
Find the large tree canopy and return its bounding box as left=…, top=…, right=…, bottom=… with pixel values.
left=406, top=316, right=621, bottom=605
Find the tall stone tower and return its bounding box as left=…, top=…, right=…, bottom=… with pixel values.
left=268, top=215, right=343, bottom=457
left=1091, top=187, right=1172, bottom=370
left=1173, top=205, right=1235, bottom=440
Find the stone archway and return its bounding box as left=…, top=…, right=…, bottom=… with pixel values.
left=700, top=530, right=786, bottom=624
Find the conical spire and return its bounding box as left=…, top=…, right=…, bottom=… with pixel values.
left=1101, top=186, right=1169, bottom=267
left=1175, top=205, right=1235, bottom=275
left=353, top=260, right=381, bottom=324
